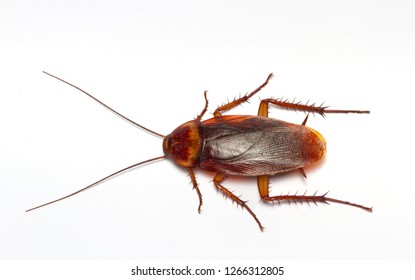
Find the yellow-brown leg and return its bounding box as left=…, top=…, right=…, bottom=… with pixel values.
left=259, top=98, right=370, bottom=117
left=213, top=173, right=265, bottom=231
left=189, top=169, right=203, bottom=213
left=257, top=96, right=372, bottom=212
left=258, top=179, right=372, bottom=212
left=213, top=73, right=273, bottom=117
left=196, top=91, right=209, bottom=121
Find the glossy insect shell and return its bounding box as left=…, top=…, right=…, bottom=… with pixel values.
left=162, top=120, right=203, bottom=168
left=163, top=115, right=326, bottom=176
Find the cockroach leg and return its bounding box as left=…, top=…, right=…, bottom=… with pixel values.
left=259, top=98, right=370, bottom=116
left=324, top=196, right=373, bottom=212
left=257, top=99, right=270, bottom=117
left=257, top=175, right=270, bottom=199
left=213, top=73, right=273, bottom=117
left=213, top=173, right=265, bottom=231
left=301, top=114, right=309, bottom=126
left=188, top=169, right=203, bottom=213
left=196, top=91, right=209, bottom=121
left=298, top=168, right=307, bottom=178
left=257, top=175, right=372, bottom=212
left=256, top=93, right=371, bottom=213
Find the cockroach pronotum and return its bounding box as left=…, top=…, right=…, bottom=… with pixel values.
left=27, top=72, right=372, bottom=231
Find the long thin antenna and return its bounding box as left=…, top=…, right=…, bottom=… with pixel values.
left=26, top=155, right=167, bottom=212
left=43, top=71, right=165, bottom=138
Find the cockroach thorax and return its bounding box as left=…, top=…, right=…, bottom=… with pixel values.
left=163, top=120, right=203, bottom=168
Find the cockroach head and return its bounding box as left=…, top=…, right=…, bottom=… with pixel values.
left=163, top=120, right=203, bottom=168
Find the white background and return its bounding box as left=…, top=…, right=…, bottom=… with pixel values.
left=1, top=0, right=414, bottom=260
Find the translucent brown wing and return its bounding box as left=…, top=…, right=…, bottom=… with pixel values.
left=200, top=116, right=326, bottom=176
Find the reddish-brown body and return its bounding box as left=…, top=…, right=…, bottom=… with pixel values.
left=28, top=72, right=372, bottom=231
left=163, top=116, right=326, bottom=176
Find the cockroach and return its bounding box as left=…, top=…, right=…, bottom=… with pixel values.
left=27, top=72, right=372, bottom=231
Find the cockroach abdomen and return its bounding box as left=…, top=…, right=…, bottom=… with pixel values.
left=199, top=116, right=326, bottom=176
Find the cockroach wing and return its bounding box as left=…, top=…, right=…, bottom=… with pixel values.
left=200, top=116, right=326, bottom=176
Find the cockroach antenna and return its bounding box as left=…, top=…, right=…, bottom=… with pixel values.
left=26, top=72, right=168, bottom=212
left=26, top=156, right=166, bottom=212
left=42, top=71, right=165, bottom=138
